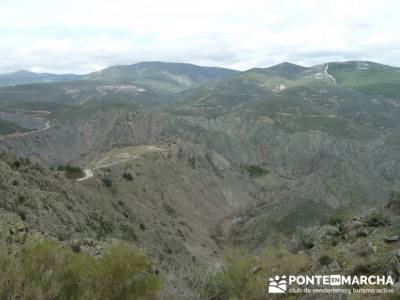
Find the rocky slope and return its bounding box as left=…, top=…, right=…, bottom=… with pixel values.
left=2, top=100, right=400, bottom=239
left=0, top=139, right=261, bottom=284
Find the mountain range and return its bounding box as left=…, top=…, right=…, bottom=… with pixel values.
left=1, top=59, right=400, bottom=298
left=0, top=62, right=237, bottom=89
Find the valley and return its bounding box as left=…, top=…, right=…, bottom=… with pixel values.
left=1, top=60, right=400, bottom=298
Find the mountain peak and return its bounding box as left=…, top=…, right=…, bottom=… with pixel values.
left=266, top=62, right=307, bottom=71
left=255, top=62, right=308, bottom=78
left=274, top=61, right=304, bottom=67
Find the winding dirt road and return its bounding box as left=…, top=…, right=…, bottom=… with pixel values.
left=3, top=121, right=52, bottom=140
left=76, top=145, right=165, bottom=182
left=76, top=169, right=94, bottom=182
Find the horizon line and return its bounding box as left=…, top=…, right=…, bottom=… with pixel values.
left=0, top=59, right=397, bottom=76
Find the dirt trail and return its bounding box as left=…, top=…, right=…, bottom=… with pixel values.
left=77, top=157, right=138, bottom=182
left=3, top=121, right=52, bottom=140
left=94, top=156, right=139, bottom=170
left=76, top=145, right=165, bottom=182
left=76, top=169, right=93, bottom=181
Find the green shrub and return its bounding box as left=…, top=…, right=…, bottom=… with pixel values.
left=389, top=190, right=400, bottom=203
left=318, top=254, right=333, bottom=266
left=92, top=244, right=160, bottom=300
left=0, top=245, right=15, bottom=300
left=220, top=247, right=264, bottom=299
left=262, top=244, right=310, bottom=277
left=0, top=240, right=161, bottom=300
left=362, top=210, right=390, bottom=227
left=123, top=172, right=134, bottom=181
left=194, top=247, right=264, bottom=300
left=244, top=165, right=269, bottom=177
left=194, top=245, right=310, bottom=299
left=0, top=240, right=74, bottom=300
left=328, top=210, right=351, bottom=226
left=102, top=177, right=113, bottom=187
left=192, top=266, right=228, bottom=300
left=58, top=251, right=96, bottom=299
left=294, top=228, right=315, bottom=250
left=57, top=164, right=84, bottom=179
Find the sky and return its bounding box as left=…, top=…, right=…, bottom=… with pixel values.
left=0, top=0, right=399, bottom=74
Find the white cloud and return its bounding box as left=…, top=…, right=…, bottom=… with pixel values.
left=0, top=0, right=399, bottom=73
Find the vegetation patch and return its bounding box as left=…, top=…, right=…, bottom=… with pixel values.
left=328, top=210, right=352, bottom=226
left=276, top=200, right=332, bottom=233
left=54, top=164, right=84, bottom=179
left=318, top=254, right=333, bottom=266
left=193, top=245, right=309, bottom=299
left=243, top=164, right=269, bottom=177
left=0, top=240, right=161, bottom=300
left=122, top=172, right=133, bottom=181
left=362, top=210, right=390, bottom=227
left=101, top=176, right=113, bottom=187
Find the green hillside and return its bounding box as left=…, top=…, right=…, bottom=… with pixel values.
left=168, top=61, right=400, bottom=139
left=85, top=61, right=238, bottom=92
left=327, top=61, right=400, bottom=97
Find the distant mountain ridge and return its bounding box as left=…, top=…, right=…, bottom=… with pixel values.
left=86, top=61, right=238, bottom=80
left=0, top=61, right=239, bottom=92
left=0, top=70, right=83, bottom=87
left=1, top=60, right=399, bottom=109
left=85, top=61, right=239, bottom=91
left=2, top=60, right=398, bottom=90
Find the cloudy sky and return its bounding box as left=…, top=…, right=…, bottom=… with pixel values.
left=0, top=0, right=399, bottom=74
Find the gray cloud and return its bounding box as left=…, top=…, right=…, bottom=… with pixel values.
left=0, top=0, right=399, bottom=74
